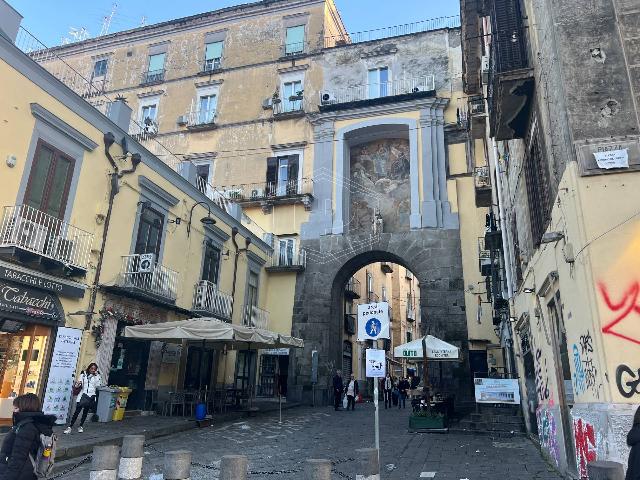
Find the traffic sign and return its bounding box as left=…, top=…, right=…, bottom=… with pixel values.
left=357, top=302, right=389, bottom=341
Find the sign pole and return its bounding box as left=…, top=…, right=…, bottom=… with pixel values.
left=373, top=340, right=380, bottom=458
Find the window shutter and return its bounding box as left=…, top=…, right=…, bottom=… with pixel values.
left=205, top=41, right=223, bottom=60
left=266, top=157, right=278, bottom=195
left=288, top=155, right=299, bottom=194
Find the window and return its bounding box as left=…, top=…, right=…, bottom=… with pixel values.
left=141, top=104, right=157, bottom=124
left=523, top=124, right=551, bottom=247
left=282, top=80, right=303, bottom=112
left=145, top=53, right=165, bottom=82
left=204, top=41, right=223, bottom=71
left=23, top=140, right=75, bottom=219
left=277, top=237, right=296, bottom=266
left=134, top=205, right=164, bottom=259
left=93, top=58, right=108, bottom=77
left=195, top=161, right=213, bottom=196
left=367, top=272, right=373, bottom=295
left=202, top=242, right=221, bottom=284
left=266, top=154, right=299, bottom=196
left=368, top=67, right=389, bottom=99
left=406, top=331, right=413, bottom=343
left=381, top=286, right=387, bottom=302
left=197, top=94, right=217, bottom=125
left=285, top=25, right=305, bottom=55
left=247, top=271, right=259, bottom=308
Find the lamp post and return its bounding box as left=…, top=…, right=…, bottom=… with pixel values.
left=186, top=201, right=216, bottom=237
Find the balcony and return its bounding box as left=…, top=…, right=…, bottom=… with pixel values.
left=141, top=69, right=165, bottom=86
left=266, top=248, right=306, bottom=273
left=243, top=304, right=269, bottom=329
left=129, top=118, right=158, bottom=142
left=344, top=313, right=356, bottom=335
left=318, top=76, right=435, bottom=112
left=114, top=254, right=178, bottom=303
left=345, top=277, right=361, bottom=299
left=478, top=237, right=492, bottom=277
left=272, top=98, right=305, bottom=119
left=474, top=166, right=492, bottom=207
left=487, top=0, right=534, bottom=140
left=0, top=205, right=93, bottom=276
left=201, top=58, right=222, bottom=74
left=406, top=305, right=416, bottom=322
left=281, top=41, right=308, bottom=58
left=192, top=280, right=233, bottom=321
left=381, top=262, right=393, bottom=274
left=186, top=109, right=217, bottom=131
left=218, top=178, right=313, bottom=211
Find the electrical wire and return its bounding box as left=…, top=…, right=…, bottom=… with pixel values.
left=573, top=208, right=640, bottom=260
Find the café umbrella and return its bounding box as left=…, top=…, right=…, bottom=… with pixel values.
left=393, top=335, right=459, bottom=360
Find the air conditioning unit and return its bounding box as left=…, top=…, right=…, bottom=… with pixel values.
left=250, top=188, right=264, bottom=199
left=481, top=55, right=489, bottom=84
left=136, top=253, right=155, bottom=273
left=319, top=91, right=336, bottom=105
left=15, top=218, right=49, bottom=251
left=262, top=98, right=274, bottom=110
left=176, top=115, right=188, bottom=126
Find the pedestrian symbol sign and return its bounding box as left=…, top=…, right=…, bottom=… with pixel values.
left=357, top=302, right=389, bottom=341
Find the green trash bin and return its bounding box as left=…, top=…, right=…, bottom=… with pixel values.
left=96, top=386, right=119, bottom=422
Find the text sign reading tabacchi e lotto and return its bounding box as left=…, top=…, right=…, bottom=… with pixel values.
left=357, top=302, right=389, bottom=341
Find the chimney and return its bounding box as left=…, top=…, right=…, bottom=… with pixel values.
left=0, top=0, right=23, bottom=42
left=106, top=97, right=132, bottom=133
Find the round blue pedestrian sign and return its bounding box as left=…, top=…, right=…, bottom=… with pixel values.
left=365, top=318, right=382, bottom=338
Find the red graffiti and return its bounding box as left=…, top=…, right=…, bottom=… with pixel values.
left=574, top=418, right=597, bottom=479
left=599, top=282, right=640, bottom=345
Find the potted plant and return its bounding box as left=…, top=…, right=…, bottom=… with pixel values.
left=272, top=90, right=281, bottom=104
left=409, top=409, right=446, bottom=430
left=289, top=89, right=304, bottom=101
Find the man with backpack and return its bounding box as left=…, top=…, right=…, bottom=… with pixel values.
left=0, top=393, right=57, bottom=480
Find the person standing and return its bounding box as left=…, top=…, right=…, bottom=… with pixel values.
left=627, top=406, right=640, bottom=480
left=64, top=363, right=102, bottom=434
left=383, top=373, right=393, bottom=409
left=332, top=370, right=344, bottom=411
left=398, top=376, right=410, bottom=409
left=0, top=393, right=56, bottom=480
left=345, top=374, right=359, bottom=411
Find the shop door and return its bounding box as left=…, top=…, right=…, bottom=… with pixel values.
left=469, top=350, right=488, bottom=379
left=109, top=322, right=150, bottom=411
left=259, top=354, right=277, bottom=397
left=234, top=350, right=256, bottom=393
left=183, top=346, right=215, bottom=391
left=0, top=324, right=52, bottom=425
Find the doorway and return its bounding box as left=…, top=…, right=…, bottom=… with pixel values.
left=108, top=322, right=150, bottom=411
left=183, top=345, right=215, bottom=391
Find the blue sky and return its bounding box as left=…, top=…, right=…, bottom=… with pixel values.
left=9, top=0, right=460, bottom=47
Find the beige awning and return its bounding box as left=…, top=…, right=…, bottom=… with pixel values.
left=123, top=318, right=304, bottom=350
left=393, top=335, right=459, bottom=360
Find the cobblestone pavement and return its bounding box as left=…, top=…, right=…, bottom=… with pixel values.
left=61, top=403, right=562, bottom=480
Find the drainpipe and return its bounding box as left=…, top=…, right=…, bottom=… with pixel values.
left=85, top=133, right=141, bottom=330
left=229, top=227, right=251, bottom=323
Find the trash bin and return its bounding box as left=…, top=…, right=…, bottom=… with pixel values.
left=112, top=387, right=133, bottom=421
left=96, top=386, right=120, bottom=423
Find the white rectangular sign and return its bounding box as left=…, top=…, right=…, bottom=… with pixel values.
left=357, top=302, right=390, bottom=341
left=365, top=349, right=386, bottom=378
left=474, top=378, right=521, bottom=404
left=593, top=148, right=629, bottom=169
left=43, top=327, right=83, bottom=424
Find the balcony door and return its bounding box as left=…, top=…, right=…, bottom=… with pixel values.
left=277, top=237, right=295, bottom=267
left=266, top=155, right=300, bottom=197
left=134, top=205, right=163, bottom=259
left=23, top=140, right=75, bottom=220
left=202, top=243, right=220, bottom=285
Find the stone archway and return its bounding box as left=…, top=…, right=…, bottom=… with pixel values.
left=289, top=230, right=470, bottom=404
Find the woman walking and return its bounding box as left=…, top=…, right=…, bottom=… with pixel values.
left=64, top=362, right=102, bottom=434
left=345, top=374, right=359, bottom=411
left=627, top=406, right=640, bottom=480
left=0, top=393, right=56, bottom=480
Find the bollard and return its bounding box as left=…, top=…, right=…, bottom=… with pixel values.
left=305, top=459, right=331, bottom=480
left=219, top=455, right=248, bottom=480
left=164, top=450, right=192, bottom=480
left=355, top=448, right=380, bottom=480
left=90, top=445, right=120, bottom=480
left=118, top=435, right=145, bottom=479
left=587, top=461, right=625, bottom=480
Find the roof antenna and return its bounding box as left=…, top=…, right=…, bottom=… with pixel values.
left=100, top=3, right=118, bottom=36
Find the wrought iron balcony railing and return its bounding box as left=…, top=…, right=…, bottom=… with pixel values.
left=273, top=99, right=305, bottom=116
left=345, top=277, right=361, bottom=298
left=192, top=280, right=233, bottom=321
left=243, top=304, right=269, bottom=329
left=270, top=248, right=306, bottom=269
left=202, top=58, right=222, bottom=72
left=0, top=204, right=93, bottom=272
left=406, top=305, right=416, bottom=321
left=141, top=69, right=165, bottom=85
left=218, top=178, right=313, bottom=203
left=129, top=118, right=159, bottom=142
left=187, top=109, right=217, bottom=128
left=116, top=254, right=178, bottom=301
left=319, top=76, right=435, bottom=107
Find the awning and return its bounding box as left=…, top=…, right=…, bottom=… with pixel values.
left=123, top=318, right=304, bottom=350
left=393, top=335, right=459, bottom=360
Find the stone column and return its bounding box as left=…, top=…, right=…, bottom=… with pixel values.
left=220, top=454, right=248, bottom=480
left=164, top=450, right=191, bottom=480
left=435, top=105, right=459, bottom=229
left=118, top=435, right=145, bottom=480
left=90, top=445, right=120, bottom=480
left=305, top=459, right=331, bottom=480
left=587, top=461, right=624, bottom=480
left=409, top=120, right=421, bottom=229
left=419, top=108, right=438, bottom=227
left=355, top=448, right=380, bottom=480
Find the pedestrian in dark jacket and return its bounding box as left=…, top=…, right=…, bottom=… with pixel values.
left=398, top=377, right=410, bottom=409
left=0, top=393, right=56, bottom=480
left=627, top=406, right=640, bottom=480
left=332, top=370, right=344, bottom=411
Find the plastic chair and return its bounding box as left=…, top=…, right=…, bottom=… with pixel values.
left=167, top=392, right=185, bottom=416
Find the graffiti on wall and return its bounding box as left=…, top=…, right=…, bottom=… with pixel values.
left=572, top=331, right=602, bottom=398
left=534, top=348, right=550, bottom=401
left=574, top=417, right=597, bottom=479
left=615, top=364, right=640, bottom=398
left=598, top=282, right=640, bottom=345
left=537, top=407, right=560, bottom=467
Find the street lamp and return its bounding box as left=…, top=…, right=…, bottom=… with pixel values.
left=186, top=201, right=216, bottom=237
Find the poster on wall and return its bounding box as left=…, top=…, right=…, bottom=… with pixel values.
left=42, top=327, right=82, bottom=424
left=474, top=378, right=521, bottom=404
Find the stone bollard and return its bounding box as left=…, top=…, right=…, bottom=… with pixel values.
left=305, top=459, right=331, bottom=480
left=90, top=445, right=120, bottom=480
left=118, top=435, right=145, bottom=479
left=587, top=461, right=625, bottom=480
left=219, top=454, right=248, bottom=480
left=355, top=448, right=380, bottom=480
left=164, top=450, right=192, bottom=480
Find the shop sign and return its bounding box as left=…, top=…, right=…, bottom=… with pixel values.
left=0, top=281, right=63, bottom=322
left=474, top=378, right=521, bottom=404
left=43, top=327, right=83, bottom=424
left=0, top=264, right=85, bottom=298
left=263, top=348, right=290, bottom=356
left=162, top=344, right=182, bottom=364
